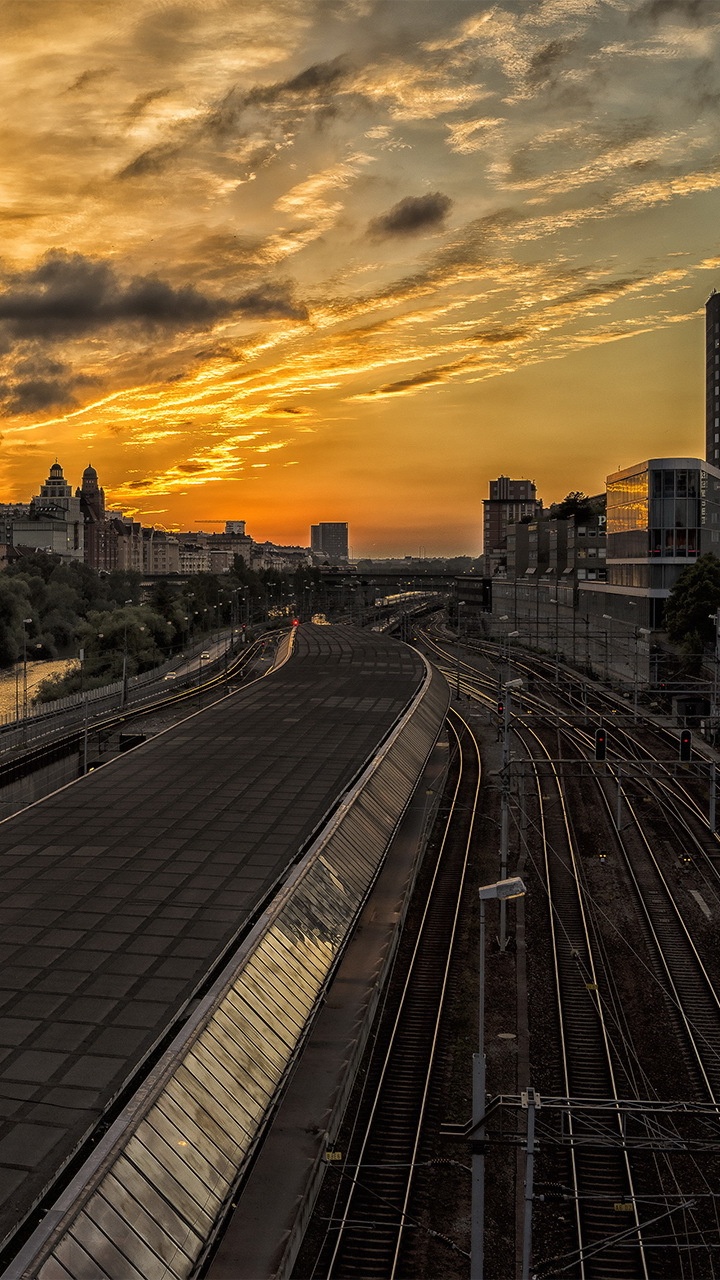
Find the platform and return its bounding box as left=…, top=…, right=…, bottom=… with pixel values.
left=0, top=626, right=425, bottom=1259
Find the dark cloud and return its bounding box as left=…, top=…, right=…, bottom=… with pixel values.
left=224, top=56, right=349, bottom=121
left=117, top=142, right=184, bottom=180
left=526, top=40, right=574, bottom=86
left=469, top=327, right=529, bottom=345
left=364, top=363, right=460, bottom=396
left=0, top=250, right=307, bottom=343
left=1, top=377, right=77, bottom=415
left=0, top=351, right=96, bottom=416
left=368, top=192, right=453, bottom=239
left=66, top=67, right=112, bottom=93
left=558, top=277, right=640, bottom=306
left=124, top=87, right=172, bottom=125
left=634, top=0, right=711, bottom=23
left=118, top=57, right=349, bottom=180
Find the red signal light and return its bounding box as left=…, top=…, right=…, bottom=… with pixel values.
left=292, top=618, right=300, bottom=627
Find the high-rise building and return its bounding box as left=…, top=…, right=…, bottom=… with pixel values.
left=706, top=291, right=720, bottom=466
left=482, top=476, right=542, bottom=570
left=310, top=522, right=349, bottom=561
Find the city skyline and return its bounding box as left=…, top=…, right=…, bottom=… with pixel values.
left=1, top=1, right=719, bottom=555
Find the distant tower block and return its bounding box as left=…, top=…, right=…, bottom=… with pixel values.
left=483, top=476, right=542, bottom=559
left=310, top=522, right=349, bottom=561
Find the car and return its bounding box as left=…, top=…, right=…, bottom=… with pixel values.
left=163, top=672, right=178, bottom=680
left=200, top=651, right=211, bottom=659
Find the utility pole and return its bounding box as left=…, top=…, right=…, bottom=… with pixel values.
left=499, top=678, right=523, bottom=950
left=521, top=1088, right=539, bottom=1280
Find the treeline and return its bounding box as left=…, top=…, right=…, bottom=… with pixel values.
left=0, top=551, right=323, bottom=701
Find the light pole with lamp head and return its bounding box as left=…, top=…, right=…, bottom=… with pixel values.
left=602, top=613, right=651, bottom=720
left=120, top=599, right=132, bottom=707
left=22, top=618, right=33, bottom=721
left=709, top=614, right=720, bottom=740
left=499, top=677, right=523, bottom=950
left=549, top=596, right=560, bottom=686
left=472, top=875, right=527, bottom=1280
left=455, top=600, right=466, bottom=700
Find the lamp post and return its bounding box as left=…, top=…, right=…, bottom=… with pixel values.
left=22, top=618, right=32, bottom=720
left=710, top=613, right=720, bottom=739
left=549, top=595, right=560, bottom=686
left=455, top=600, right=466, bottom=700
left=472, top=875, right=527, bottom=1280
left=602, top=613, right=651, bottom=720
left=503, top=630, right=520, bottom=685
left=120, top=599, right=132, bottom=708
left=499, top=678, right=523, bottom=950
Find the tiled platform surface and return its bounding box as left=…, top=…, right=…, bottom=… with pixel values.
left=0, top=625, right=424, bottom=1252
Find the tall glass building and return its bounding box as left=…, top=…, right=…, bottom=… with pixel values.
left=606, top=457, right=720, bottom=625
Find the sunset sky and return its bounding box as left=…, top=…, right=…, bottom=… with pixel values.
left=1, top=0, right=719, bottom=555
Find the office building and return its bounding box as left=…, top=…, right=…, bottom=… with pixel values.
left=602, top=457, right=720, bottom=627
left=310, top=522, right=349, bottom=561
left=706, top=290, right=720, bottom=466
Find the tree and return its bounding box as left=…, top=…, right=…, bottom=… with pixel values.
left=664, top=554, right=720, bottom=653
left=550, top=491, right=594, bottom=521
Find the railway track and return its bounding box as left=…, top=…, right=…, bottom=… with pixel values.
left=416, top=626, right=720, bottom=1276
left=300, top=710, right=480, bottom=1280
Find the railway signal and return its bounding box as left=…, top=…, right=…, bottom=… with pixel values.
left=497, top=699, right=504, bottom=716
left=594, top=728, right=607, bottom=761
left=679, top=729, right=692, bottom=762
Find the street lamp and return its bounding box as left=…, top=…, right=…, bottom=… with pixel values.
left=499, top=678, right=523, bottom=951
left=455, top=600, right=466, bottom=700
left=121, top=599, right=132, bottom=708
left=549, top=596, right=561, bottom=686
left=472, top=875, right=527, bottom=1280
left=502, top=629, right=520, bottom=684
left=22, top=618, right=32, bottom=720
left=603, top=613, right=651, bottom=719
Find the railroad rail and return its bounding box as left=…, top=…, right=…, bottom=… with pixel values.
left=416, top=624, right=720, bottom=1277
left=300, top=709, right=479, bottom=1280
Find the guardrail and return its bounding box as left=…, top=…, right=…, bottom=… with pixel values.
left=0, top=632, right=243, bottom=758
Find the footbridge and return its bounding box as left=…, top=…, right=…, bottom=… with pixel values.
left=0, top=624, right=448, bottom=1280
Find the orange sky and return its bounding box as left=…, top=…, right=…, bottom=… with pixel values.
left=1, top=0, right=719, bottom=555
